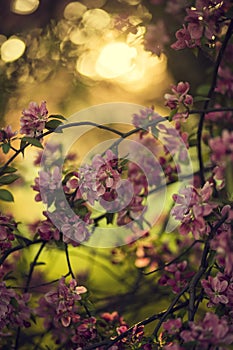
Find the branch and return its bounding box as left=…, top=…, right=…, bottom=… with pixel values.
left=83, top=300, right=189, bottom=350
left=197, top=19, right=233, bottom=186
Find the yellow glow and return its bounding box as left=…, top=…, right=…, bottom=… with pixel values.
left=95, top=43, right=137, bottom=79
left=1, top=37, right=26, bottom=62
left=11, top=0, right=39, bottom=15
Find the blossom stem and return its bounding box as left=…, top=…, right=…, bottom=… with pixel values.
left=197, top=19, right=233, bottom=186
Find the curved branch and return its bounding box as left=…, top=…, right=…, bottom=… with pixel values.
left=197, top=19, right=233, bottom=186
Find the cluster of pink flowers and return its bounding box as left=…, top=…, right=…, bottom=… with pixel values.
left=32, top=165, right=62, bottom=204
left=0, top=213, right=17, bottom=252
left=210, top=206, right=233, bottom=276
left=180, top=312, right=233, bottom=349
left=20, top=101, right=48, bottom=137
left=171, top=0, right=230, bottom=50
left=201, top=272, right=233, bottom=307
left=0, top=125, right=17, bottom=143
left=209, top=129, right=233, bottom=189
left=37, top=277, right=87, bottom=328
left=132, top=107, right=162, bottom=135
left=78, top=150, right=122, bottom=206
left=164, top=81, right=193, bottom=116
left=171, top=182, right=217, bottom=239
left=158, top=260, right=194, bottom=293
left=0, top=281, right=31, bottom=336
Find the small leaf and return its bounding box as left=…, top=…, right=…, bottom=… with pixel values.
left=20, top=138, right=27, bottom=156
left=1, top=143, right=10, bottom=154
left=193, top=96, right=210, bottom=102
left=188, top=138, right=198, bottom=147
left=196, top=84, right=210, bottom=96
left=0, top=174, right=20, bottom=185
left=10, top=297, right=19, bottom=308
left=45, top=119, right=63, bottom=131
left=22, top=137, right=43, bottom=149
left=169, top=108, right=178, bottom=121
left=0, top=189, right=14, bottom=202
left=0, top=166, right=17, bottom=174
left=49, top=114, right=67, bottom=121
left=30, top=313, right=37, bottom=325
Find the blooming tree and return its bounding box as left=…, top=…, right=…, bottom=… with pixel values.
left=0, top=1, right=233, bottom=349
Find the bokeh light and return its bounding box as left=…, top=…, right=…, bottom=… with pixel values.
left=11, top=0, right=40, bottom=15
left=95, top=42, right=137, bottom=79
left=0, top=37, right=26, bottom=62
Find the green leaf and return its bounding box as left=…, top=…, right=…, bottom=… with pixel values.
left=48, top=114, right=67, bottom=121
left=45, top=119, right=63, bottom=131
left=1, top=143, right=10, bottom=154
left=0, top=166, right=17, bottom=174
left=188, top=138, right=198, bottom=147
left=193, top=96, right=210, bottom=102
left=196, top=84, right=210, bottom=96
left=22, top=137, right=43, bottom=149
left=30, top=313, right=37, bottom=325
left=10, top=297, right=19, bottom=308
left=0, top=174, right=20, bottom=185
left=169, top=108, right=178, bottom=121
left=0, top=189, right=14, bottom=202
left=20, top=138, right=27, bottom=156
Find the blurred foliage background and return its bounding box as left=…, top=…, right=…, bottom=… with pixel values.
left=0, top=0, right=211, bottom=339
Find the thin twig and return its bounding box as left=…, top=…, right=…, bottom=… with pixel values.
left=197, top=19, right=233, bottom=186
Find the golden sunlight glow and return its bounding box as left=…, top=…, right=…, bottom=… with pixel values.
left=1, top=37, right=26, bottom=62
left=95, top=42, right=137, bottom=79
left=11, top=0, right=39, bottom=15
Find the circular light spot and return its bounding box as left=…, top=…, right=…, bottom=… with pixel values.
left=70, top=28, right=89, bottom=45
left=95, top=42, right=137, bottom=79
left=82, top=9, right=111, bottom=30
left=76, top=51, right=99, bottom=78
left=11, top=0, right=39, bottom=15
left=1, top=37, right=26, bottom=63
left=64, top=2, right=87, bottom=21
left=81, top=0, right=107, bottom=8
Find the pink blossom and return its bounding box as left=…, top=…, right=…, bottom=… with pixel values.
left=0, top=213, right=17, bottom=252
left=0, top=281, right=31, bottom=331
left=164, top=81, right=193, bottom=112
left=36, top=218, right=60, bottom=241
left=163, top=318, right=182, bottom=334
left=132, top=108, right=163, bottom=133
left=61, top=216, right=92, bottom=245
left=201, top=275, right=229, bottom=306
left=180, top=312, right=233, bottom=348
left=32, top=166, right=62, bottom=204
left=144, top=21, right=169, bottom=56
left=0, top=125, right=17, bottom=142
left=171, top=25, right=200, bottom=50
left=20, top=101, right=48, bottom=136
left=43, top=277, right=87, bottom=328
left=171, top=182, right=217, bottom=239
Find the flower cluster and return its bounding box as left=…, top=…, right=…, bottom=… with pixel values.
left=209, top=129, right=233, bottom=189
left=0, top=213, right=17, bottom=253
left=158, top=260, right=194, bottom=293
left=171, top=182, right=217, bottom=239
left=20, top=101, right=48, bottom=137
left=164, top=81, right=193, bottom=120
left=78, top=150, right=122, bottom=206
left=0, top=281, right=31, bottom=336
left=171, top=0, right=230, bottom=50
left=180, top=312, right=233, bottom=349
left=37, top=277, right=87, bottom=328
